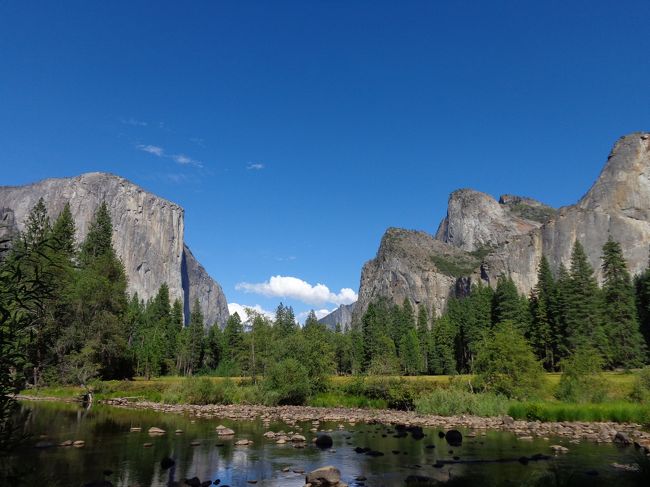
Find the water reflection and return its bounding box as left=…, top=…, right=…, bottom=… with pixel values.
left=7, top=401, right=648, bottom=486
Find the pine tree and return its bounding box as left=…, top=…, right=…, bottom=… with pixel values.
left=492, top=276, right=527, bottom=328
left=565, top=241, right=609, bottom=361
left=399, top=328, right=423, bottom=375
left=274, top=302, right=298, bottom=337
left=223, top=312, right=245, bottom=370
left=50, top=203, right=76, bottom=258
left=416, top=304, right=430, bottom=373
left=550, top=263, right=572, bottom=363
left=601, top=238, right=646, bottom=367
left=430, top=315, right=457, bottom=375
left=529, top=256, right=556, bottom=369
left=635, top=251, right=650, bottom=351
left=79, top=202, right=114, bottom=264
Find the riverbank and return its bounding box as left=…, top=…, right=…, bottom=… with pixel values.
left=17, top=393, right=650, bottom=450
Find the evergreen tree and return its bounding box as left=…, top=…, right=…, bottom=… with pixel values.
left=565, top=241, right=608, bottom=361
left=492, top=276, right=527, bottom=328
left=550, top=263, right=572, bottom=363
left=601, top=238, right=646, bottom=367
left=186, top=299, right=205, bottom=374
left=223, top=312, right=245, bottom=370
left=430, top=315, right=457, bottom=375
left=635, top=251, right=650, bottom=351
left=274, top=302, right=298, bottom=337
left=399, top=328, right=423, bottom=375
left=529, top=256, right=556, bottom=369
left=416, top=304, right=430, bottom=372
left=50, top=203, right=76, bottom=258
left=79, top=202, right=114, bottom=264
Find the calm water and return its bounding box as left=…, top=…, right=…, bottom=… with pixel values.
left=6, top=401, right=648, bottom=486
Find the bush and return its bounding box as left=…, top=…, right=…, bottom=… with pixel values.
left=161, top=377, right=234, bottom=405
left=415, top=387, right=511, bottom=417
left=509, top=401, right=650, bottom=424
left=630, top=367, right=650, bottom=403
left=359, top=376, right=416, bottom=411
left=555, top=347, right=607, bottom=403
left=262, top=358, right=311, bottom=405
left=473, top=321, right=544, bottom=400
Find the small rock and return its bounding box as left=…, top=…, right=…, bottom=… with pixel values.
left=314, top=434, right=333, bottom=449
left=190, top=440, right=201, bottom=446
left=143, top=442, right=153, bottom=448
left=614, top=431, right=631, bottom=446
left=550, top=445, right=569, bottom=453
left=306, top=466, right=340, bottom=486
left=175, top=429, right=184, bottom=434
left=518, top=436, right=533, bottom=441
left=129, top=427, right=142, bottom=432
left=276, top=438, right=286, bottom=444
left=217, top=427, right=235, bottom=436
left=235, top=439, right=252, bottom=446
left=59, top=440, right=73, bottom=447
left=445, top=430, right=463, bottom=447
left=291, top=434, right=306, bottom=442
left=148, top=427, right=166, bottom=435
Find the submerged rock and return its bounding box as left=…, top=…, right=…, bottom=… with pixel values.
left=445, top=430, right=462, bottom=447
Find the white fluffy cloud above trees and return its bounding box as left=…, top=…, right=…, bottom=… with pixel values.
left=235, top=275, right=358, bottom=306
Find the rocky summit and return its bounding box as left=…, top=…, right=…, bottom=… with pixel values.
left=318, top=303, right=356, bottom=330
left=0, top=172, right=228, bottom=327
left=354, top=132, right=650, bottom=321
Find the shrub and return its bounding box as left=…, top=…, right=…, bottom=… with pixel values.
left=362, top=376, right=416, bottom=410
left=473, top=321, right=544, bottom=400
left=555, top=347, right=607, bottom=403
left=630, top=367, right=650, bottom=403
left=262, top=358, right=311, bottom=405
left=415, top=387, right=511, bottom=417
left=161, top=377, right=233, bottom=405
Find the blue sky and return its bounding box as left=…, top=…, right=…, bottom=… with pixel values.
left=2, top=1, right=650, bottom=322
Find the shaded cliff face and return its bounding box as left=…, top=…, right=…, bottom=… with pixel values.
left=0, top=172, right=228, bottom=327
left=355, top=132, right=650, bottom=322
left=318, top=302, right=356, bottom=330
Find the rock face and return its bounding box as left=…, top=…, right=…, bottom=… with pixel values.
left=318, top=303, right=356, bottom=330
left=354, top=132, right=650, bottom=322
left=0, top=172, right=228, bottom=327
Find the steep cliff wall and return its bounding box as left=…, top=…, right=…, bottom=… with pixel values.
left=0, top=172, right=229, bottom=327
left=355, top=132, right=650, bottom=322
left=318, top=303, right=356, bottom=330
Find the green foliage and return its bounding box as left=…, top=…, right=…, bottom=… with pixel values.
left=430, top=315, right=456, bottom=375
left=529, top=256, right=556, bottom=370
left=601, top=238, right=646, bottom=368
left=506, top=202, right=556, bottom=223
left=429, top=252, right=480, bottom=278
left=415, top=386, right=511, bottom=417
left=630, top=367, right=650, bottom=403
left=555, top=347, right=607, bottom=403
left=399, top=329, right=423, bottom=375
left=508, top=401, right=650, bottom=424
left=161, top=376, right=234, bottom=405
left=473, top=321, right=544, bottom=400
left=262, top=358, right=311, bottom=405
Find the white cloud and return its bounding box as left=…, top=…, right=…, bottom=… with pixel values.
left=137, top=144, right=164, bottom=156
left=235, top=275, right=358, bottom=306
left=121, top=117, right=148, bottom=126
left=172, top=153, right=203, bottom=168
left=136, top=144, right=203, bottom=168
left=228, top=303, right=274, bottom=322
left=247, top=163, right=264, bottom=170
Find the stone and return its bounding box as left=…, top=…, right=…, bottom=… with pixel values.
left=0, top=172, right=228, bottom=326
left=235, top=439, right=252, bottom=446
left=550, top=445, right=569, bottom=453
left=318, top=303, right=356, bottom=330
left=291, top=434, right=306, bottom=442
left=614, top=431, right=632, bottom=446
left=217, top=427, right=235, bottom=436
left=129, top=427, right=142, bottom=432
left=305, top=466, right=341, bottom=486
left=445, top=430, right=463, bottom=447
left=190, top=440, right=201, bottom=446
left=148, top=427, right=166, bottom=435
left=314, top=434, right=333, bottom=449
left=59, top=440, right=73, bottom=447
left=73, top=440, right=86, bottom=447
left=143, top=443, right=153, bottom=448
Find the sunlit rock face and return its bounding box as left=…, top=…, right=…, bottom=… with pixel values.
left=355, top=132, right=650, bottom=322
left=0, top=172, right=228, bottom=327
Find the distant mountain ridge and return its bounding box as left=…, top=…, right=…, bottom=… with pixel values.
left=354, top=132, right=650, bottom=322
left=0, top=172, right=229, bottom=327
left=318, top=303, right=356, bottom=330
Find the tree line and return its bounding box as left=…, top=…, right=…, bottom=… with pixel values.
left=354, top=239, right=650, bottom=375
left=3, top=198, right=650, bottom=390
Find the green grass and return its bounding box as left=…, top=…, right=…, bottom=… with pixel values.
left=308, top=392, right=388, bottom=409
left=20, top=372, right=647, bottom=424
left=415, top=388, right=512, bottom=417
left=508, top=401, right=650, bottom=424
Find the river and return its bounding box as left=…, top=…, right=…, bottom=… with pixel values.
left=5, top=400, right=648, bottom=486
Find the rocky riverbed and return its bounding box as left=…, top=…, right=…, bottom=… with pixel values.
left=83, top=397, right=650, bottom=451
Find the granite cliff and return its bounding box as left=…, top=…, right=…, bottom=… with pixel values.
left=354, top=132, right=650, bottom=322
left=0, top=172, right=228, bottom=327
left=318, top=303, right=356, bottom=330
